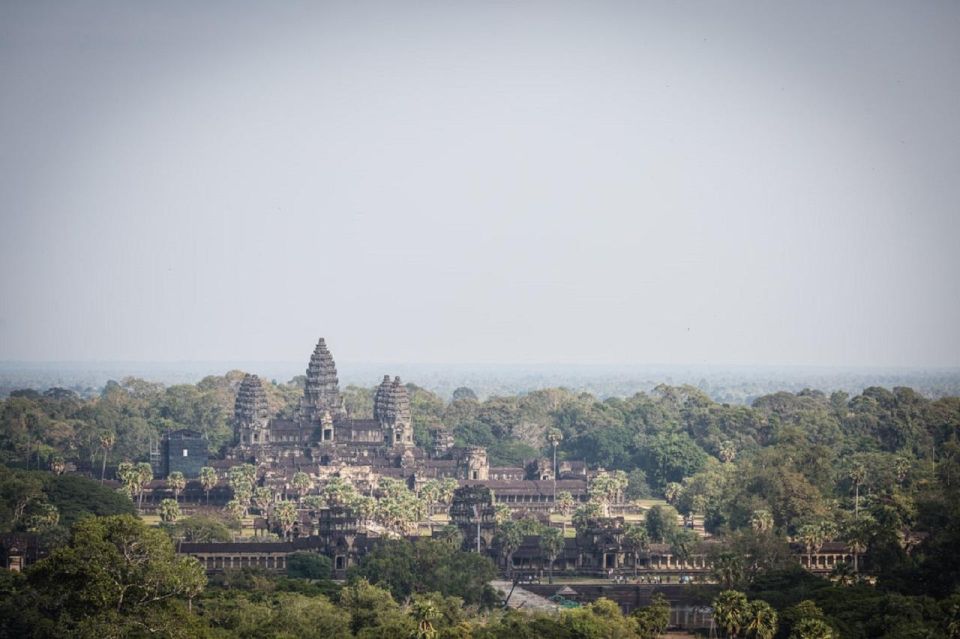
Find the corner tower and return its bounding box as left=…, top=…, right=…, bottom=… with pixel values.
left=374, top=375, right=413, bottom=448
left=301, top=338, right=343, bottom=422
left=235, top=374, right=269, bottom=446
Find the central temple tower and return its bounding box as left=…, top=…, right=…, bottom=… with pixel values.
left=301, top=338, right=344, bottom=422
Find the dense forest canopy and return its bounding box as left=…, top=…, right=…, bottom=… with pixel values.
left=2, top=375, right=960, bottom=638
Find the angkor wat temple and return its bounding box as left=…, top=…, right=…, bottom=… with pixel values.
left=228, top=338, right=590, bottom=503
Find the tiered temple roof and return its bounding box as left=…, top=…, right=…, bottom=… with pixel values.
left=373, top=375, right=411, bottom=424
left=302, top=338, right=341, bottom=421
left=234, top=374, right=268, bottom=423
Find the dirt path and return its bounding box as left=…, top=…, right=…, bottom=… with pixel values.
left=490, top=580, right=562, bottom=613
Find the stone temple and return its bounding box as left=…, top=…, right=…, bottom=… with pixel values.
left=233, top=338, right=414, bottom=465
left=229, top=338, right=590, bottom=490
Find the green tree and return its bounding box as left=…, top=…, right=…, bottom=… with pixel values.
left=171, top=514, right=233, bottom=542
left=713, top=590, right=748, bottom=638
left=199, top=466, right=218, bottom=504
left=751, top=509, right=774, bottom=534
left=632, top=593, right=670, bottom=639
left=743, top=599, right=777, bottom=639
left=134, top=462, right=153, bottom=513
left=99, top=433, right=115, bottom=484
left=287, top=552, right=332, bottom=580
left=539, top=526, right=565, bottom=583
left=273, top=500, right=298, bottom=540
left=27, top=515, right=206, bottom=632
left=645, top=505, right=680, bottom=543
left=166, top=471, right=185, bottom=502
left=495, top=520, right=524, bottom=579
left=159, top=498, right=180, bottom=524
left=291, top=471, right=312, bottom=503
left=712, top=551, right=745, bottom=589
left=624, top=524, right=649, bottom=577
left=253, top=486, right=275, bottom=516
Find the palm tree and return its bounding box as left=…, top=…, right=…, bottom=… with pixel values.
left=539, top=526, right=565, bottom=583
left=669, top=529, right=698, bottom=583
left=845, top=519, right=870, bottom=575
left=547, top=428, right=563, bottom=500
left=438, top=478, right=459, bottom=511
left=167, top=471, right=186, bottom=502
left=291, top=471, right=312, bottom=504
left=798, top=524, right=825, bottom=570
left=253, top=486, right=275, bottom=517
left=849, top=462, right=866, bottom=518
left=199, top=466, right=218, bottom=504
left=555, top=491, right=575, bottom=535
left=135, top=462, right=153, bottom=513
left=713, top=590, right=748, bottom=638
left=790, top=617, right=837, bottom=639
left=623, top=524, right=649, bottom=577
left=750, top=510, right=774, bottom=534
left=743, top=600, right=777, bottom=639
left=348, top=494, right=377, bottom=531
left=50, top=457, right=66, bottom=476
left=225, top=499, right=247, bottom=522
left=323, top=477, right=357, bottom=508
left=273, top=501, right=298, bottom=540
left=159, top=498, right=181, bottom=524
left=117, top=461, right=139, bottom=500
left=418, top=479, right=442, bottom=518
left=411, top=597, right=441, bottom=639
left=712, top=552, right=745, bottom=589
left=99, top=433, right=115, bottom=483
left=228, top=464, right=255, bottom=508
left=495, top=521, right=523, bottom=579
left=588, top=471, right=620, bottom=516
left=830, top=561, right=855, bottom=586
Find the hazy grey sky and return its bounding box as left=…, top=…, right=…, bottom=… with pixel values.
left=1, top=1, right=958, bottom=367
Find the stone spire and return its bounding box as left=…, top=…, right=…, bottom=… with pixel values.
left=302, top=338, right=342, bottom=422
left=375, top=375, right=412, bottom=447
left=235, top=374, right=269, bottom=445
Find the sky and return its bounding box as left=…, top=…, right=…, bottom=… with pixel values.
left=1, top=1, right=958, bottom=368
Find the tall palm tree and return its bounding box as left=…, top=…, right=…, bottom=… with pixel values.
left=135, top=462, right=153, bottom=513
left=167, top=471, right=186, bottom=502
left=273, top=501, right=298, bottom=540
left=495, top=521, right=523, bottom=579
left=253, top=486, right=275, bottom=517
left=849, top=462, right=866, bottom=519
left=798, top=524, right=825, bottom=570
left=743, top=600, right=777, bottom=639
left=845, top=519, right=870, bottom=575
left=713, top=590, right=748, bottom=638
left=623, top=524, right=649, bottom=578
left=712, top=552, right=745, bottom=589
left=539, top=526, right=565, bottom=583
left=547, top=428, right=563, bottom=500
left=291, top=471, right=312, bottom=504
left=555, top=491, right=575, bottom=535
left=99, top=433, right=115, bottom=483
left=199, top=466, right=218, bottom=504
